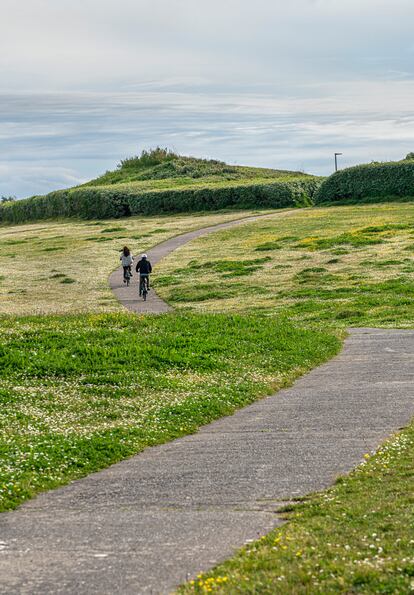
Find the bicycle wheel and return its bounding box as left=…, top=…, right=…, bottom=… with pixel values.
left=141, top=277, right=148, bottom=301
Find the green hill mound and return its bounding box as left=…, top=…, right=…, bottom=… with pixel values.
left=316, top=153, right=414, bottom=204
left=85, top=148, right=305, bottom=187
left=0, top=149, right=322, bottom=224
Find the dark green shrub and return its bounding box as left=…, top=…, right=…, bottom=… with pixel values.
left=0, top=187, right=131, bottom=224
left=126, top=178, right=320, bottom=215
left=0, top=178, right=321, bottom=224
left=315, top=160, right=414, bottom=203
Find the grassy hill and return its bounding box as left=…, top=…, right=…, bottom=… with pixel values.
left=0, top=149, right=321, bottom=224
left=84, top=148, right=306, bottom=187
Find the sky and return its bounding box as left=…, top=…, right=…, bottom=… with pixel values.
left=1, top=0, right=414, bottom=198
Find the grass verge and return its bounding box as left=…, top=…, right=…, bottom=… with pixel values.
left=0, top=311, right=339, bottom=512
left=179, top=424, right=414, bottom=594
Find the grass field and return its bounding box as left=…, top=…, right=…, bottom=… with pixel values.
left=0, top=209, right=269, bottom=315
left=0, top=312, right=339, bottom=512
left=83, top=173, right=310, bottom=194
left=157, top=203, right=414, bottom=327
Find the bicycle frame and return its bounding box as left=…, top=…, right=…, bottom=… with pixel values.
left=139, top=274, right=149, bottom=300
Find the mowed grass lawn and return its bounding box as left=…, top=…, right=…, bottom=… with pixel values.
left=0, top=209, right=270, bottom=316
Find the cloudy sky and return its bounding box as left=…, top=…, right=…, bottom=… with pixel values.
left=1, top=0, right=414, bottom=197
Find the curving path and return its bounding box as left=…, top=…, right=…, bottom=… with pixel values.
left=109, top=211, right=296, bottom=313
left=1, top=213, right=414, bottom=594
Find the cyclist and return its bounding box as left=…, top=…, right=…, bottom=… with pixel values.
left=120, top=246, right=134, bottom=283
left=136, top=253, right=152, bottom=295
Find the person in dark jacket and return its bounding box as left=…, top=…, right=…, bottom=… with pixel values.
left=136, top=253, right=152, bottom=294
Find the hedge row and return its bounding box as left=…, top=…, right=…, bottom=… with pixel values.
left=315, top=160, right=414, bottom=203
left=0, top=178, right=321, bottom=224
left=127, top=178, right=320, bottom=214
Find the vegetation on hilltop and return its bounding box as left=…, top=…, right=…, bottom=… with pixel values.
left=84, top=147, right=308, bottom=187
left=0, top=148, right=320, bottom=224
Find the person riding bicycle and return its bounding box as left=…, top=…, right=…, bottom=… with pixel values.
left=136, top=253, right=152, bottom=294
left=120, top=246, right=133, bottom=283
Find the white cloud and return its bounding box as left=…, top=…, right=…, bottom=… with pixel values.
left=2, top=0, right=414, bottom=89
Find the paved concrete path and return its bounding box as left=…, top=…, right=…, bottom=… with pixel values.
left=1, top=328, right=414, bottom=594
left=108, top=211, right=295, bottom=313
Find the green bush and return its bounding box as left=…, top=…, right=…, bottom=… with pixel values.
left=0, top=189, right=125, bottom=224
left=118, top=147, right=178, bottom=171
left=0, top=178, right=321, bottom=224
left=126, top=178, right=319, bottom=214
left=315, top=160, right=414, bottom=204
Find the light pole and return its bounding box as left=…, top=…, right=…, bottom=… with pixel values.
left=334, top=152, right=343, bottom=172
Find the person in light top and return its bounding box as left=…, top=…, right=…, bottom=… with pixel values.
left=120, top=246, right=134, bottom=283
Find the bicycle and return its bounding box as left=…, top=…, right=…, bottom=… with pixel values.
left=123, top=266, right=132, bottom=286
left=139, top=274, right=149, bottom=301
